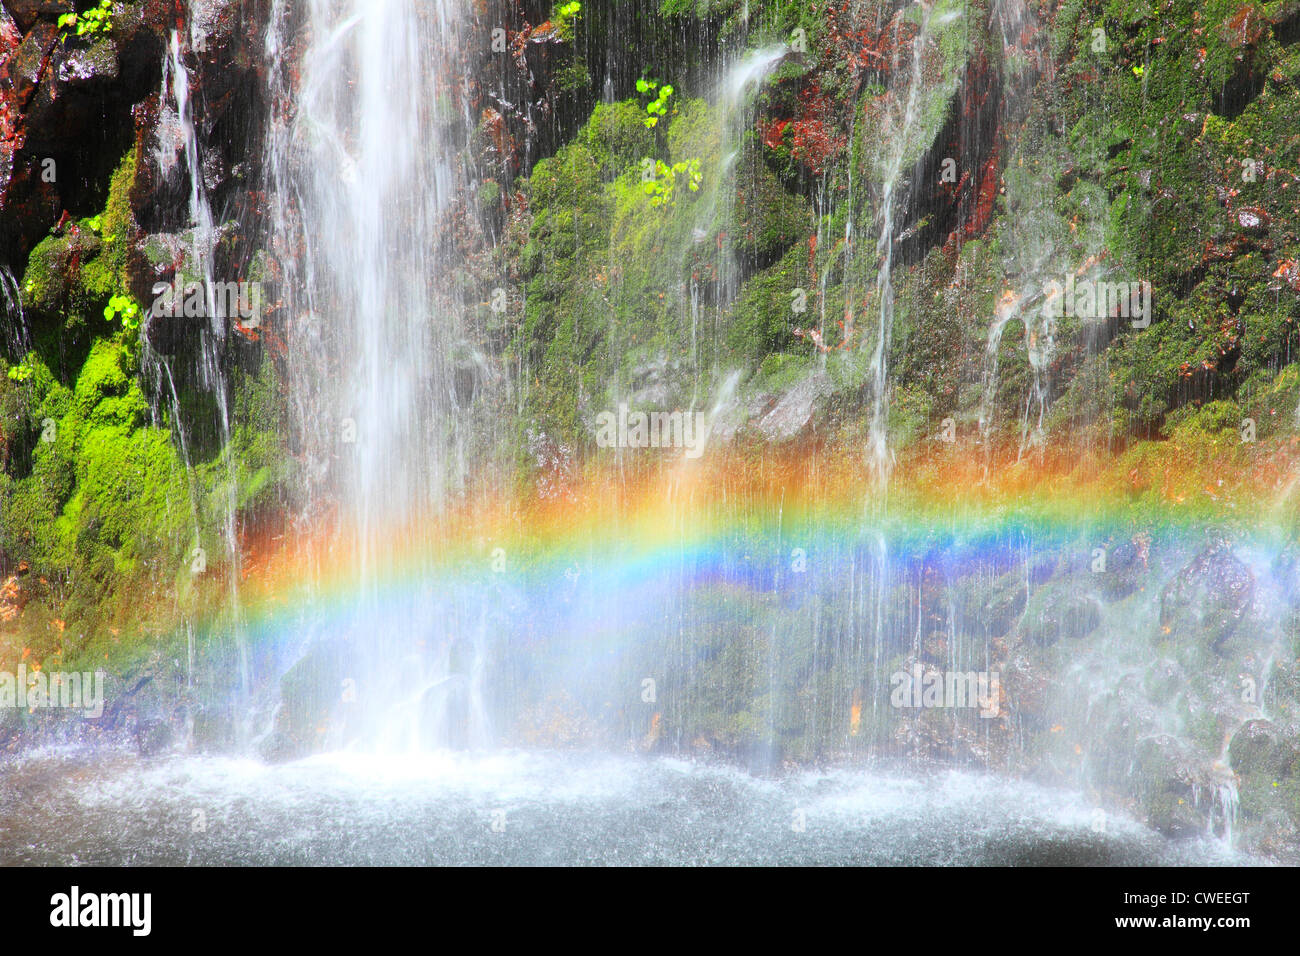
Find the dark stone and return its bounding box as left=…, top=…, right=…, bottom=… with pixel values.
left=1025, top=593, right=1103, bottom=647
left=1275, top=2, right=1300, bottom=45
left=1159, top=544, right=1255, bottom=655
left=134, top=717, right=174, bottom=756
left=1229, top=719, right=1299, bottom=779
left=1, top=1, right=68, bottom=34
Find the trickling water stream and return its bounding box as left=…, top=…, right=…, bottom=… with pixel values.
left=147, top=20, right=251, bottom=719
left=865, top=4, right=946, bottom=488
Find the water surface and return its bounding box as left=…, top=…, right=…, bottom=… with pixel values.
left=0, top=749, right=1246, bottom=866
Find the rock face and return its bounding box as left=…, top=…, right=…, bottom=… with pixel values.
left=0, top=1, right=268, bottom=282
left=1, top=1, right=160, bottom=265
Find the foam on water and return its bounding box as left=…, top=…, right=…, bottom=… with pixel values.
left=0, top=750, right=1252, bottom=866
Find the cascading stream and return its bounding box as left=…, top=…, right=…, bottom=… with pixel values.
left=865, top=3, right=943, bottom=490
left=0, top=267, right=24, bottom=359
left=265, top=0, right=488, bottom=752
left=145, top=14, right=250, bottom=716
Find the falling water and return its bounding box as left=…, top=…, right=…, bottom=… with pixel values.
left=864, top=3, right=958, bottom=489
left=977, top=289, right=1021, bottom=442
left=680, top=44, right=786, bottom=403
left=272, top=0, right=471, bottom=553
left=0, top=267, right=23, bottom=358
left=265, top=0, right=489, bottom=751
left=149, top=17, right=249, bottom=714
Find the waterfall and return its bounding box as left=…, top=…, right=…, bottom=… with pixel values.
left=0, top=267, right=24, bottom=359
left=979, top=0, right=1063, bottom=460
left=676, top=44, right=785, bottom=408
left=146, top=14, right=250, bottom=719
left=272, top=0, right=470, bottom=562
left=264, top=0, right=489, bottom=751
left=2, top=0, right=1295, bottom=872
left=977, top=289, right=1020, bottom=443
left=864, top=4, right=944, bottom=490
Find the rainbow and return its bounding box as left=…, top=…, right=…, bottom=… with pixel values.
left=222, top=434, right=1300, bottom=648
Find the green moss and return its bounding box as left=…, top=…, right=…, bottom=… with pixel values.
left=0, top=140, right=287, bottom=674
left=16, top=150, right=139, bottom=380
left=659, top=0, right=826, bottom=44
left=725, top=241, right=812, bottom=360
left=580, top=100, right=656, bottom=176
left=1166, top=398, right=1245, bottom=436
left=731, top=140, right=811, bottom=264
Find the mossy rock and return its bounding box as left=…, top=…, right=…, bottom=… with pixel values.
left=580, top=99, right=656, bottom=177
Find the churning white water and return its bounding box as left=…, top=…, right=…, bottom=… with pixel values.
left=263, top=0, right=490, bottom=750
left=0, top=748, right=1249, bottom=866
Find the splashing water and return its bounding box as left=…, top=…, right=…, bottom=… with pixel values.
left=0, top=749, right=1250, bottom=866
left=263, top=0, right=489, bottom=751
left=0, top=0, right=1285, bottom=870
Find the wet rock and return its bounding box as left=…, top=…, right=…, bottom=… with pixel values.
left=189, top=704, right=235, bottom=752
left=619, top=353, right=691, bottom=410
left=474, top=107, right=518, bottom=183
left=972, top=573, right=1027, bottom=637
left=1223, top=3, right=1269, bottom=49
left=1145, top=785, right=1205, bottom=840
left=133, top=717, right=173, bottom=756
left=1245, top=810, right=1299, bottom=861
left=754, top=370, right=832, bottom=442
left=0, top=0, right=266, bottom=279
left=1024, top=592, right=1102, bottom=647
left=1132, top=734, right=1220, bottom=838
left=1159, top=544, right=1254, bottom=655
left=0, top=2, right=162, bottom=265
left=262, top=635, right=354, bottom=762
left=136, top=232, right=200, bottom=355
left=1142, top=657, right=1189, bottom=706
left=6, top=21, right=57, bottom=108
left=1274, top=2, right=1300, bottom=44
left=2, top=3, right=66, bottom=34
left=1229, top=719, right=1299, bottom=779
left=1215, top=4, right=1271, bottom=116
left=1095, top=539, right=1146, bottom=601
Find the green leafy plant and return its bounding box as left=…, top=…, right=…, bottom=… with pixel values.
left=103, top=293, right=141, bottom=331
left=642, top=157, right=703, bottom=208
left=6, top=354, right=36, bottom=382
left=636, top=78, right=676, bottom=129
left=554, top=1, right=581, bottom=37
left=83, top=214, right=117, bottom=245
left=59, top=1, right=115, bottom=39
